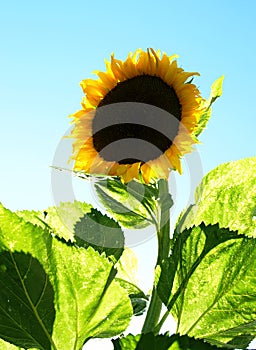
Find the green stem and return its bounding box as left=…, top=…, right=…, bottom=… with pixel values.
left=141, top=285, right=162, bottom=334
left=142, top=179, right=171, bottom=334
left=154, top=309, right=170, bottom=334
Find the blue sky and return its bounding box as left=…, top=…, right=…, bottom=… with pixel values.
left=1, top=0, right=256, bottom=347
left=1, top=0, right=255, bottom=211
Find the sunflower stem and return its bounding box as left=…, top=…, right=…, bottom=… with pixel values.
left=142, top=179, right=171, bottom=334
left=154, top=309, right=170, bottom=334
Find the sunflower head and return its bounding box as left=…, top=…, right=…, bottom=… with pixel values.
left=69, top=48, right=204, bottom=183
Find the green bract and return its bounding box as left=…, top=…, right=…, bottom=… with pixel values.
left=194, top=75, right=224, bottom=138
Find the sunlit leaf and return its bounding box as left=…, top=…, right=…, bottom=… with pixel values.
left=160, top=224, right=256, bottom=348
left=49, top=242, right=132, bottom=349
left=0, top=338, right=21, bottom=349
left=16, top=208, right=47, bottom=228
left=116, top=249, right=148, bottom=315
left=112, top=332, right=223, bottom=349
left=194, top=75, right=224, bottom=137
left=155, top=257, right=177, bottom=308
left=17, top=201, right=92, bottom=241
left=0, top=251, right=55, bottom=350
left=208, top=75, right=224, bottom=104
left=74, top=208, right=124, bottom=262
left=177, top=157, right=256, bottom=237
left=116, top=248, right=140, bottom=286
left=18, top=202, right=125, bottom=263
left=0, top=204, right=133, bottom=349
left=95, top=178, right=159, bottom=228
left=116, top=278, right=148, bottom=316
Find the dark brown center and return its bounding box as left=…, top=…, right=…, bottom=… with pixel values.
left=92, top=75, right=181, bottom=164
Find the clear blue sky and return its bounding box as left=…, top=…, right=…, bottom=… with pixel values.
left=1, top=0, right=255, bottom=210
left=1, top=0, right=256, bottom=347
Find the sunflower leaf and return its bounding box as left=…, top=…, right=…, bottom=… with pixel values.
left=0, top=250, right=55, bottom=350
left=16, top=208, right=47, bottom=228
left=177, top=157, right=256, bottom=237
left=194, top=75, right=224, bottom=137
left=17, top=201, right=93, bottom=241
left=17, top=202, right=125, bottom=262
left=95, top=179, right=158, bottom=228
left=116, top=279, right=148, bottom=316
left=74, top=208, right=124, bottom=262
left=116, top=248, right=140, bottom=286
left=208, top=75, right=224, bottom=104
left=114, top=248, right=148, bottom=315
left=0, top=338, right=23, bottom=349
left=155, top=256, right=177, bottom=308
left=160, top=223, right=256, bottom=348
left=0, top=204, right=133, bottom=350
left=112, top=332, right=224, bottom=349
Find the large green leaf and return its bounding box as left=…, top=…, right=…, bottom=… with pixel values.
left=74, top=208, right=124, bottom=262
left=112, top=333, right=223, bottom=349
left=116, top=248, right=148, bottom=316
left=0, top=338, right=22, bottom=349
left=116, top=278, right=148, bottom=316
left=194, top=75, right=224, bottom=137
left=18, top=202, right=125, bottom=263
left=159, top=224, right=256, bottom=348
left=116, top=248, right=140, bottom=286
left=94, top=178, right=159, bottom=228
left=157, top=224, right=238, bottom=310
left=177, top=157, right=256, bottom=237
left=17, top=201, right=92, bottom=241
left=0, top=204, right=133, bottom=349
left=49, top=240, right=132, bottom=349
left=155, top=256, right=177, bottom=309
left=0, top=251, right=55, bottom=350
left=16, top=208, right=47, bottom=228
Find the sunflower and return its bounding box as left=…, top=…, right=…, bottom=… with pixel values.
left=69, top=48, right=204, bottom=184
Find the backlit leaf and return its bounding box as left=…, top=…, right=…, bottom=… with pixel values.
left=0, top=204, right=133, bottom=349
left=17, top=201, right=92, bottom=241
left=112, top=332, right=223, bottom=349
left=74, top=208, right=124, bottom=262
left=95, top=178, right=159, bottom=228
left=0, top=251, right=55, bottom=350
left=160, top=224, right=256, bottom=348
left=115, top=248, right=148, bottom=316
left=194, top=75, right=224, bottom=137
left=177, top=157, right=256, bottom=237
